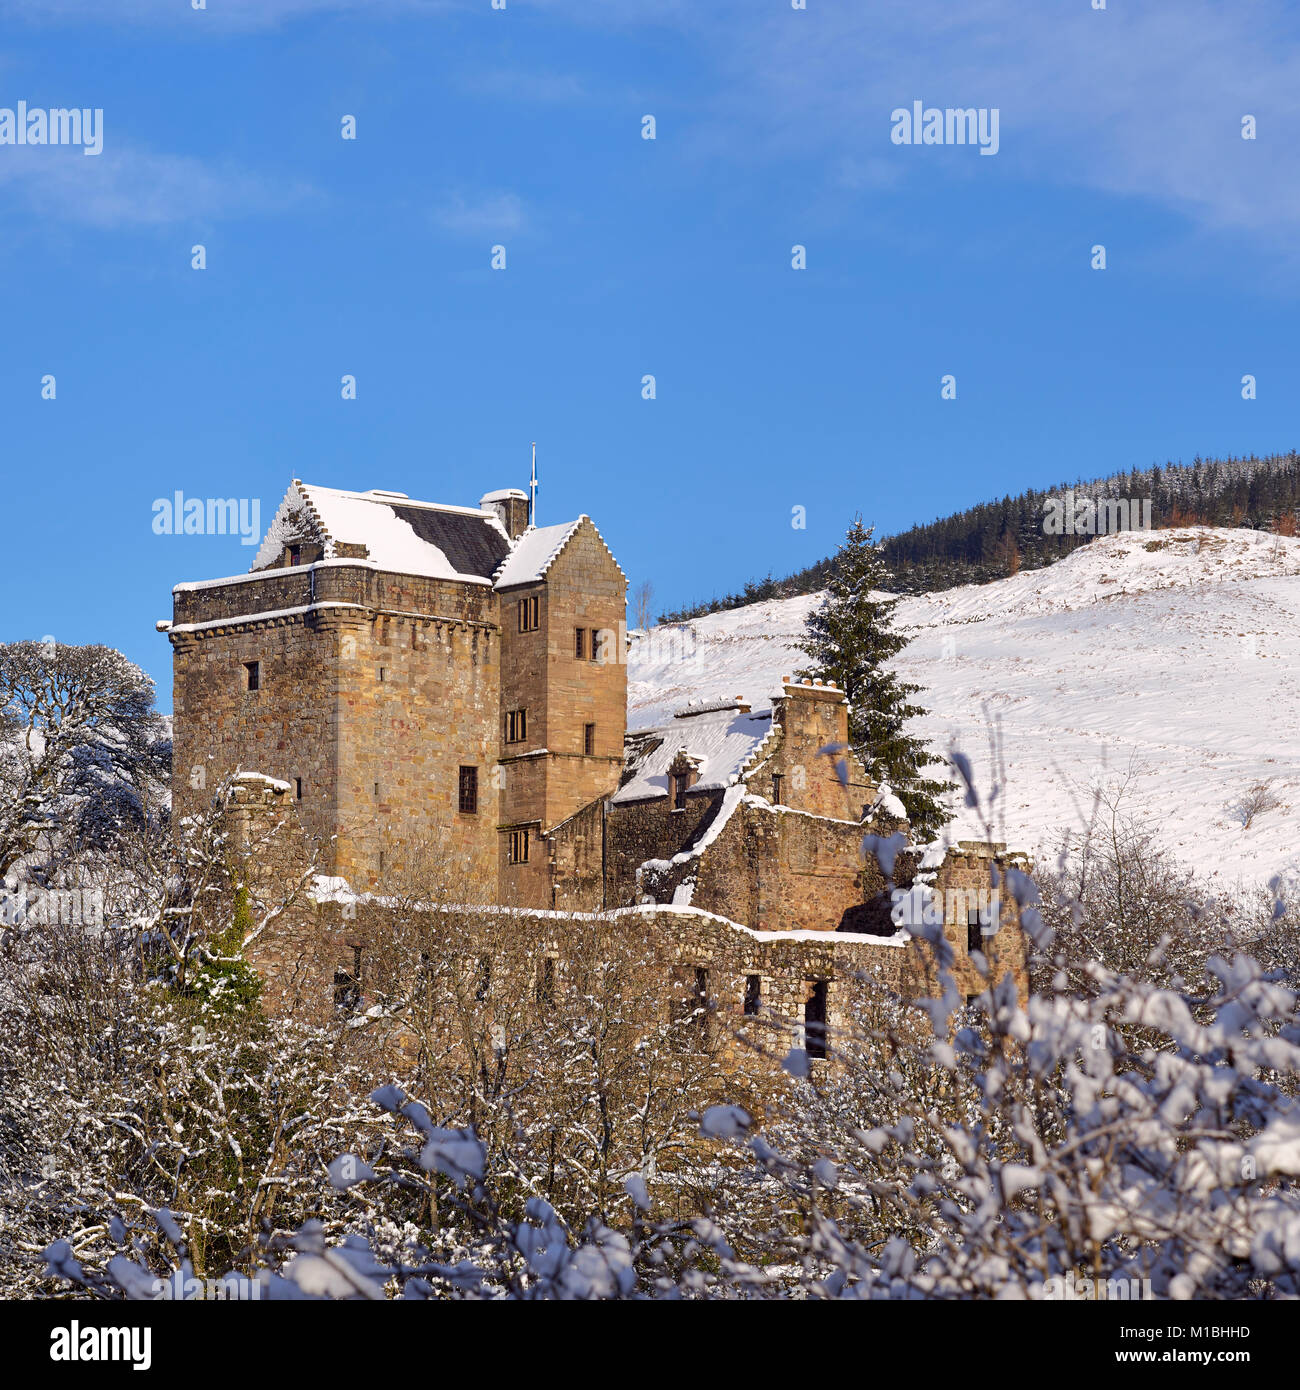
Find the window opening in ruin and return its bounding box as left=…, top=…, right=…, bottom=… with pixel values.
left=804, top=980, right=828, bottom=1059
left=743, top=974, right=761, bottom=1016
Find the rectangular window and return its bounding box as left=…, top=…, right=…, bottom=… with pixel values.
left=334, top=946, right=362, bottom=1012
left=804, top=980, right=828, bottom=1060
left=506, top=708, right=528, bottom=743
left=693, top=966, right=710, bottom=1051
left=378, top=666, right=386, bottom=682
left=583, top=722, right=596, bottom=756
left=967, top=907, right=984, bottom=957
left=374, top=781, right=381, bottom=798
left=458, top=765, right=478, bottom=814
left=333, top=968, right=358, bottom=1011
left=771, top=773, right=784, bottom=804
left=671, top=773, right=688, bottom=811
left=288, top=544, right=301, bottom=566
left=744, top=974, right=761, bottom=1016
left=589, top=628, right=602, bottom=663
left=294, top=777, right=303, bottom=801
left=508, top=828, right=530, bottom=864
left=575, top=627, right=586, bottom=660
left=244, top=661, right=260, bottom=692
left=518, top=595, right=540, bottom=632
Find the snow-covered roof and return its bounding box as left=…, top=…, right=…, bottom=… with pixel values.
left=253, top=481, right=512, bottom=583
left=251, top=482, right=615, bottom=595
left=491, top=518, right=585, bottom=589
left=613, top=701, right=774, bottom=804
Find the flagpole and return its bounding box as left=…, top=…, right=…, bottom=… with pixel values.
left=530, top=442, right=538, bottom=527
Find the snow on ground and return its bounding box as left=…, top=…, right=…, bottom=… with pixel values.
left=629, top=528, right=1300, bottom=893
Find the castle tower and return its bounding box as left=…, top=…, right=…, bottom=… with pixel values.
left=494, top=516, right=627, bottom=905
left=165, top=480, right=626, bottom=906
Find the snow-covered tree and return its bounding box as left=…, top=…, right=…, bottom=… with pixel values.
left=797, top=518, right=949, bottom=837
left=0, top=641, right=168, bottom=880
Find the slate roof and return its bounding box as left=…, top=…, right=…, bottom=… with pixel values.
left=389, top=501, right=510, bottom=580
left=253, top=481, right=618, bottom=593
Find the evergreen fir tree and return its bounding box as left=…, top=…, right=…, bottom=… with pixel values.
left=797, top=517, right=950, bottom=838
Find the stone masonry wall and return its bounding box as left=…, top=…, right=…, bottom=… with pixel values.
left=692, top=799, right=895, bottom=934
left=171, top=600, right=340, bottom=863
left=602, top=789, right=723, bottom=907
left=171, top=563, right=502, bottom=886
left=761, top=679, right=877, bottom=820
left=497, top=520, right=626, bottom=906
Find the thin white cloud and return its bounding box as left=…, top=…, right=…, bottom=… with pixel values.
left=717, top=0, right=1300, bottom=239
left=433, top=191, right=525, bottom=236
left=9, top=0, right=1300, bottom=241
left=0, top=142, right=313, bottom=227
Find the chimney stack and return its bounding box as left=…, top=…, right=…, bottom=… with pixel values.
left=480, top=488, right=531, bottom=540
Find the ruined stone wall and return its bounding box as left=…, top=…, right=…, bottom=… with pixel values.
left=928, top=843, right=1030, bottom=1006
left=252, top=892, right=925, bottom=1073
left=602, top=790, right=723, bottom=907
left=548, top=796, right=606, bottom=912
left=224, top=781, right=1028, bottom=1069
left=691, top=800, right=894, bottom=934
left=752, top=679, right=877, bottom=819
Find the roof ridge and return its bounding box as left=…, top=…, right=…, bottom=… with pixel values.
left=293, top=481, right=336, bottom=554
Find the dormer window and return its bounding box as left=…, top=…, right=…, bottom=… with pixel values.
left=287, top=544, right=302, bottom=566
left=667, top=752, right=699, bottom=810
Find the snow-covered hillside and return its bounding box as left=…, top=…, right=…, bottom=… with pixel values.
left=629, top=528, right=1300, bottom=893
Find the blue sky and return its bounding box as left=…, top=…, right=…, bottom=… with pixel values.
left=3, top=0, right=1300, bottom=710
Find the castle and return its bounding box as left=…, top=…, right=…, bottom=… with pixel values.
left=164, top=478, right=1027, bottom=1039
left=168, top=479, right=627, bottom=906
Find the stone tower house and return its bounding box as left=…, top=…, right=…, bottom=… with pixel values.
left=166, top=479, right=627, bottom=905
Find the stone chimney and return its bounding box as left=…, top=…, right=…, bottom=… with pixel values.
left=480, top=488, right=531, bottom=540
left=767, top=676, right=873, bottom=818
